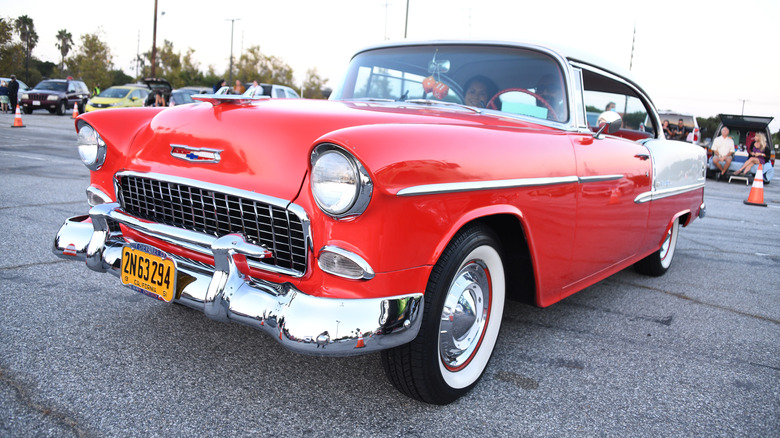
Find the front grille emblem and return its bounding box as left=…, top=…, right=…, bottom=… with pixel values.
left=170, top=144, right=222, bottom=163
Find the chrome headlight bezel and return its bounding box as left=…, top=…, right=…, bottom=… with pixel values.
left=310, top=143, right=372, bottom=219
left=76, top=121, right=106, bottom=171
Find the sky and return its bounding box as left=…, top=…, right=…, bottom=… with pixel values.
left=4, top=0, right=779, bottom=135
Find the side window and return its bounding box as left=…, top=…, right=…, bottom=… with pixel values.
left=68, top=83, right=76, bottom=93
left=274, top=88, right=285, bottom=98
left=580, top=68, right=655, bottom=140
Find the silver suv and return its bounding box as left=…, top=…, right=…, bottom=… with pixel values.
left=657, top=111, right=700, bottom=143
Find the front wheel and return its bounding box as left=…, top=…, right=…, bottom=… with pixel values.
left=381, top=225, right=506, bottom=404
left=634, top=217, right=679, bottom=276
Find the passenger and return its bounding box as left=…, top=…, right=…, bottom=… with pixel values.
left=711, top=127, right=735, bottom=176
left=672, top=118, right=688, bottom=141
left=246, top=80, right=263, bottom=97
left=605, top=102, right=616, bottom=112
left=734, top=132, right=769, bottom=176
left=662, top=120, right=674, bottom=139
left=463, top=75, right=498, bottom=109
left=234, top=79, right=245, bottom=94
left=213, top=79, right=226, bottom=93
left=535, top=74, right=567, bottom=122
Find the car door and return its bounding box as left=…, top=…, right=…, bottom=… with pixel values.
left=563, top=67, right=654, bottom=294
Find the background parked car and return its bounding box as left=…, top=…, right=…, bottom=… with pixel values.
left=655, top=110, right=701, bottom=144
left=243, top=83, right=300, bottom=98
left=142, top=77, right=172, bottom=106
left=168, top=89, right=195, bottom=106
left=707, top=113, right=775, bottom=182
left=20, top=78, right=89, bottom=115
left=1, top=76, right=30, bottom=94
left=85, top=85, right=150, bottom=112
left=175, top=86, right=212, bottom=96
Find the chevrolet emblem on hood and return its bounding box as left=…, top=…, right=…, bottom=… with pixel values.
left=170, top=145, right=222, bottom=163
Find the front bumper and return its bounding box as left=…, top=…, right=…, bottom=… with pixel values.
left=53, top=203, right=423, bottom=355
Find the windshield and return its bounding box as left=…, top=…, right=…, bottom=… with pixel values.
left=99, top=88, right=133, bottom=98
left=35, top=81, right=67, bottom=92
left=331, top=44, right=568, bottom=122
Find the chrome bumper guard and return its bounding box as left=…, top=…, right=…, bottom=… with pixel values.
left=53, top=203, right=423, bottom=355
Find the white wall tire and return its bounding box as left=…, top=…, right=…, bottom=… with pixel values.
left=381, top=225, right=505, bottom=404
left=635, top=217, right=679, bottom=276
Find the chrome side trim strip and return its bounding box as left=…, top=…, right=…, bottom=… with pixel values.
left=634, top=182, right=705, bottom=204
left=578, top=174, right=623, bottom=183
left=397, top=176, right=579, bottom=196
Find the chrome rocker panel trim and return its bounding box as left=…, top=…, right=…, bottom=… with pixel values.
left=53, top=204, right=423, bottom=356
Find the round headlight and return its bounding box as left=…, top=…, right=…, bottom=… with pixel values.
left=310, top=145, right=372, bottom=218
left=77, top=123, right=106, bottom=170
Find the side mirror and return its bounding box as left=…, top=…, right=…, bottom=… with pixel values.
left=594, top=111, right=622, bottom=138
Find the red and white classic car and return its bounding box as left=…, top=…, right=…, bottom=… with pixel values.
left=54, top=41, right=706, bottom=404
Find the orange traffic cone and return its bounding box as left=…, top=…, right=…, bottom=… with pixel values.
left=743, top=164, right=767, bottom=207
left=11, top=105, right=25, bottom=128
left=72, top=102, right=79, bottom=118
left=355, top=332, right=365, bottom=348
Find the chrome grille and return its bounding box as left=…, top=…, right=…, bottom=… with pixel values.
left=117, top=174, right=307, bottom=275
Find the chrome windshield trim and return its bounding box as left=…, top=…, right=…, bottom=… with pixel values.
left=397, top=176, right=579, bottom=196
left=634, top=182, right=705, bottom=204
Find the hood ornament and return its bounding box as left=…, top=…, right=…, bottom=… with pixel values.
left=170, top=144, right=222, bottom=163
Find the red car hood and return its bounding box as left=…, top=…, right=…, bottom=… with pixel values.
left=112, top=98, right=529, bottom=201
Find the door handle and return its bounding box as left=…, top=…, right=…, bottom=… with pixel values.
left=635, top=154, right=650, bottom=161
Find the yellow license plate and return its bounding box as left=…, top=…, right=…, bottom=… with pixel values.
left=121, top=244, right=177, bottom=302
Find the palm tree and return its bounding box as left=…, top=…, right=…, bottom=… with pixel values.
left=14, top=15, right=38, bottom=83
left=56, top=29, right=73, bottom=72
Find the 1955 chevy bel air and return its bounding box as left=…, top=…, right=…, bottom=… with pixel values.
left=54, top=41, right=706, bottom=404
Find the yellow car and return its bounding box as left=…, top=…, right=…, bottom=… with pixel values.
left=85, top=85, right=150, bottom=112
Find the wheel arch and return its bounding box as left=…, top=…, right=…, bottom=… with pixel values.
left=431, top=207, right=538, bottom=306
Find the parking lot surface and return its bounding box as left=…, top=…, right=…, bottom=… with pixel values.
left=1, top=113, right=778, bottom=437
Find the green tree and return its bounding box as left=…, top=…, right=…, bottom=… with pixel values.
left=0, top=18, right=25, bottom=76
left=302, top=68, right=328, bottom=99
left=14, top=15, right=38, bottom=83
left=696, top=116, right=721, bottom=142
left=67, top=32, right=113, bottom=93
left=55, top=29, right=73, bottom=71
left=235, top=46, right=294, bottom=87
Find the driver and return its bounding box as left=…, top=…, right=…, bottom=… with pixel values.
left=535, top=74, right=567, bottom=122
left=463, top=75, right=499, bottom=109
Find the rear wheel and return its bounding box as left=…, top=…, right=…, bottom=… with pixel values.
left=381, top=225, right=505, bottom=404
left=634, top=217, right=679, bottom=276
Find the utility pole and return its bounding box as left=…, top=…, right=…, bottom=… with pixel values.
left=227, top=18, right=240, bottom=85
left=151, top=0, right=158, bottom=78
left=404, top=0, right=409, bottom=39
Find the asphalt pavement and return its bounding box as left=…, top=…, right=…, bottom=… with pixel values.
left=1, top=112, right=778, bottom=437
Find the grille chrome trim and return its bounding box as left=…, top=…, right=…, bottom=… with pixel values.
left=114, top=171, right=310, bottom=277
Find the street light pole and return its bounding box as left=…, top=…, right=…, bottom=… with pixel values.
left=226, top=18, right=240, bottom=85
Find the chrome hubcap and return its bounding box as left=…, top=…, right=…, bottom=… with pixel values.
left=439, top=261, right=490, bottom=370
